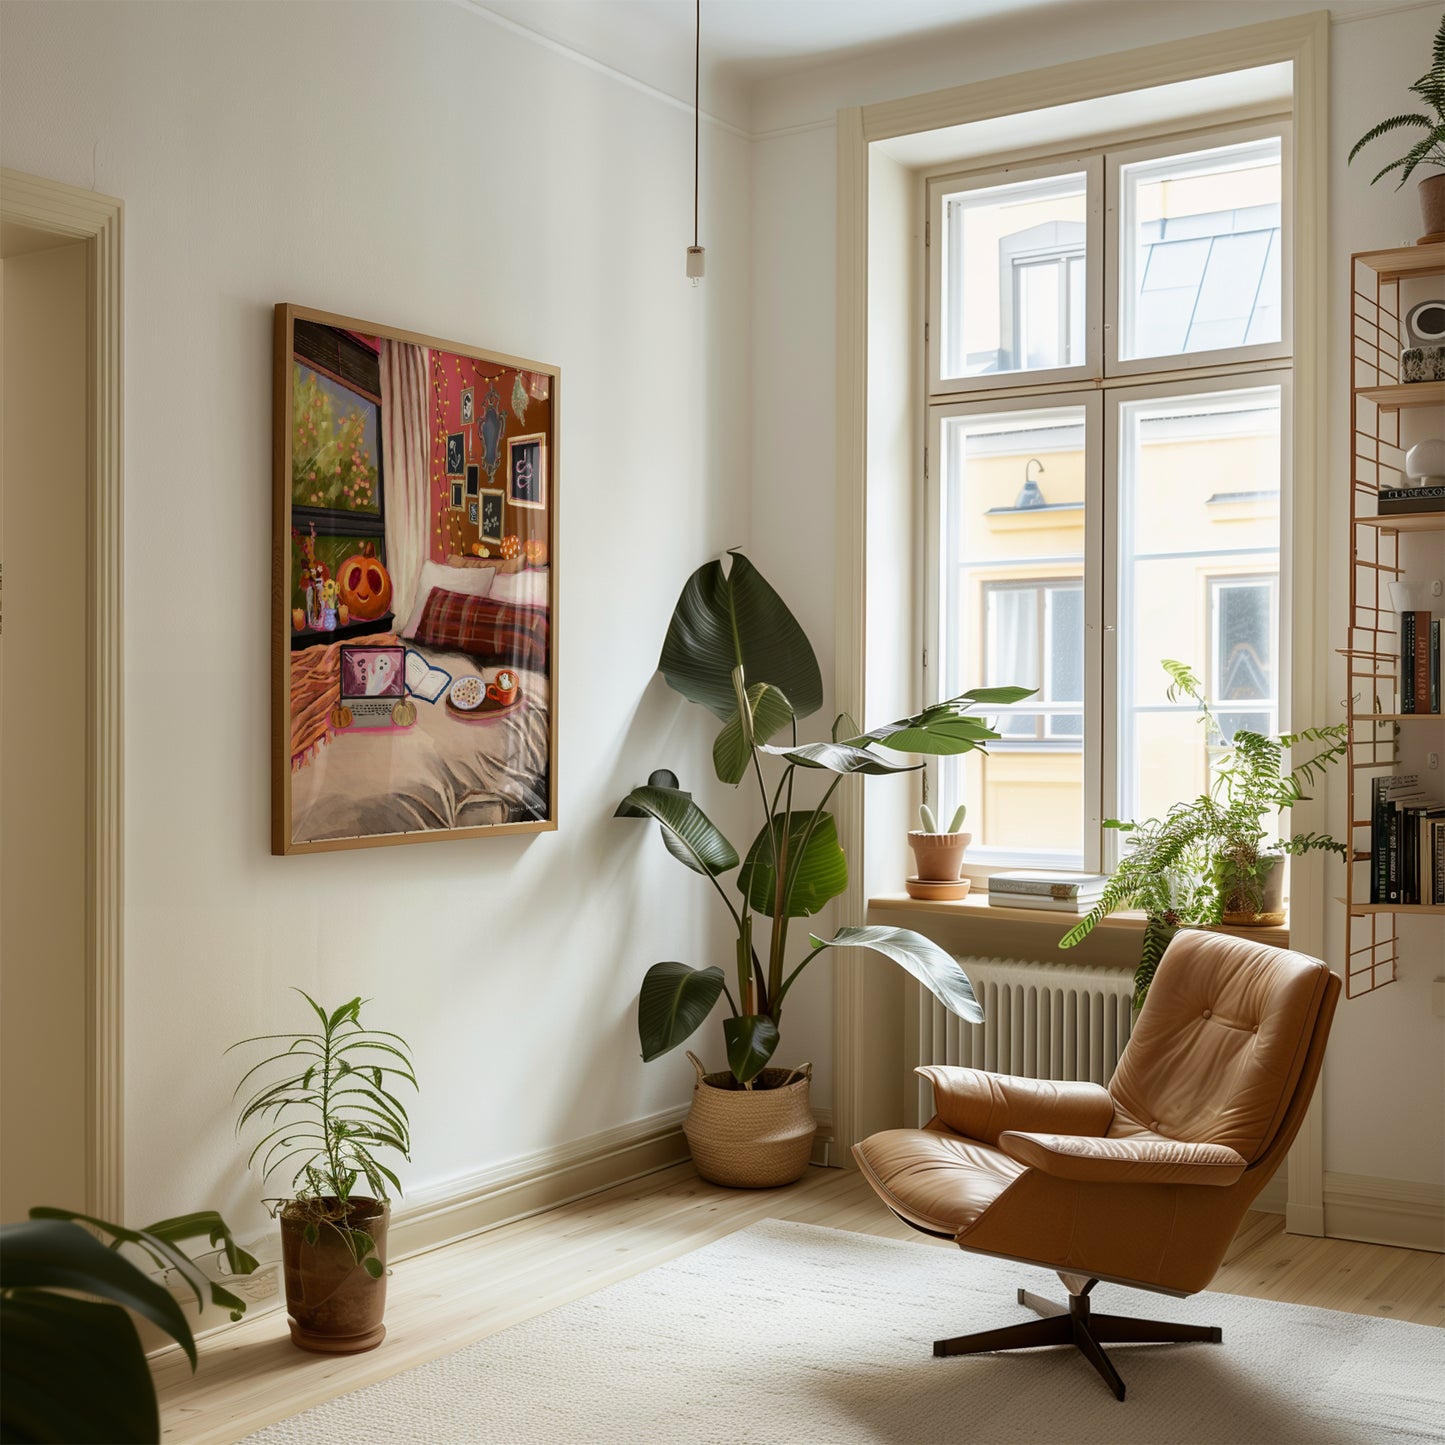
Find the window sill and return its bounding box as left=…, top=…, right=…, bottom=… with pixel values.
left=869, top=891, right=1290, bottom=949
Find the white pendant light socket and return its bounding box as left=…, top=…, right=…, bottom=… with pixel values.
left=686, top=246, right=706, bottom=283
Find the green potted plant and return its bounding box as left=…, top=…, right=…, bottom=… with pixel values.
left=1059, top=660, right=1346, bottom=1008
left=230, top=992, right=417, bottom=1354
left=1348, top=12, right=1445, bottom=239
left=1, top=1206, right=256, bottom=1443
left=908, top=801, right=971, bottom=887
left=618, top=551, right=1032, bottom=1187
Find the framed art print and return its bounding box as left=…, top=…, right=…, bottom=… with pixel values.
left=273, top=303, right=559, bottom=854
left=478, top=490, right=505, bottom=544
left=507, top=433, right=547, bottom=510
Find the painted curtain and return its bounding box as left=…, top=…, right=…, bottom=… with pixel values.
left=379, top=338, right=431, bottom=626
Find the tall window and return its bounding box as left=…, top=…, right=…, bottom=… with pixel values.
left=926, top=123, right=1288, bottom=870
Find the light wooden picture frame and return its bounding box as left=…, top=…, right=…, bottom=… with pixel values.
left=273, top=303, right=559, bottom=854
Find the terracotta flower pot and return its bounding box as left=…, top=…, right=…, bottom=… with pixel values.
left=279, top=1198, right=390, bottom=1354
left=1419, top=171, right=1444, bottom=241
left=682, top=1052, right=815, bottom=1188
left=907, top=830, right=972, bottom=881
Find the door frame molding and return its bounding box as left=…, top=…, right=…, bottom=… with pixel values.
left=2, top=169, right=125, bottom=1219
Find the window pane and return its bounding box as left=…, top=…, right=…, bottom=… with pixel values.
left=1117, top=388, right=1281, bottom=827
left=1046, top=585, right=1084, bottom=737
left=1120, top=138, right=1282, bottom=361
left=291, top=360, right=382, bottom=514
left=941, top=172, right=1087, bottom=380
left=939, top=405, right=1087, bottom=862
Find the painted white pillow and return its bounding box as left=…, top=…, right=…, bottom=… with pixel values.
left=490, top=567, right=549, bottom=609
left=399, top=560, right=495, bottom=639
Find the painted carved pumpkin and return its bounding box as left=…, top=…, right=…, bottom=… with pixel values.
left=337, top=542, right=393, bottom=620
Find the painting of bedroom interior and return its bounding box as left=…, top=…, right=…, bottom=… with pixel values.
left=272, top=305, right=557, bottom=854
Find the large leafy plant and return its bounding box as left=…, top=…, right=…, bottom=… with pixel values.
left=0, top=1206, right=256, bottom=1443
left=620, top=551, right=1033, bottom=1086
left=1060, top=659, right=1346, bottom=1005
left=231, top=992, right=417, bottom=1273
left=1347, top=12, right=1445, bottom=188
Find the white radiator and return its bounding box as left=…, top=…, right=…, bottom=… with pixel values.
left=916, top=956, right=1135, bottom=1126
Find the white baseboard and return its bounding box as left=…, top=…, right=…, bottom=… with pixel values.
left=151, top=1101, right=839, bottom=1353
left=1324, top=1172, right=1445, bottom=1253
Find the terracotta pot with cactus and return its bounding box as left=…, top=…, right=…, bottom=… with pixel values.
left=907, top=802, right=973, bottom=899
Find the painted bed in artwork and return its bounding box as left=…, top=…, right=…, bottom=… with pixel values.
left=274, top=307, right=558, bottom=854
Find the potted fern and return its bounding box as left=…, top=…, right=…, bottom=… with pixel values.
left=619, top=551, right=1032, bottom=1187
left=1348, top=12, right=1445, bottom=239
left=230, top=992, right=417, bottom=1354
left=1059, top=660, right=1346, bottom=1008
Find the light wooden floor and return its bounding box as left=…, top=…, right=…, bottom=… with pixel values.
left=155, top=1162, right=1444, bottom=1444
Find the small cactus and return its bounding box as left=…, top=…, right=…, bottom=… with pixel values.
left=919, top=802, right=967, bottom=834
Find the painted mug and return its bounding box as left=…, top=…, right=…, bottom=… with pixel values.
left=487, top=669, right=519, bottom=706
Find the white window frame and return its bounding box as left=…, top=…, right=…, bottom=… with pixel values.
left=927, top=155, right=1104, bottom=397
left=1102, top=368, right=1291, bottom=859
left=925, top=388, right=1104, bottom=872
left=924, top=118, right=1292, bottom=877
left=1105, top=119, right=1293, bottom=377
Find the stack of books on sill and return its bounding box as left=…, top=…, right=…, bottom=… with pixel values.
left=1369, top=774, right=1445, bottom=906
left=986, top=871, right=1108, bottom=913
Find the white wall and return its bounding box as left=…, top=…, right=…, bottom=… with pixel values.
left=0, top=0, right=754, bottom=1234
left=747, top=2, right=1444, bottom=1189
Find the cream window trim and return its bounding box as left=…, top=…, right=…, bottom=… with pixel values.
left=834, top=13, right=1328, bottom=1236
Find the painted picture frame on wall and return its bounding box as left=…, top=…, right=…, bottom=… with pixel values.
left=273, top=303, right=559, bottom=855
left=479, top=490, right=505, bottom=544
left=508, top=432, right=547, bottom=510
left=460, top=387, right=475, bottom=425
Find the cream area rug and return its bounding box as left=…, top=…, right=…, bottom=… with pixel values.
left=243, top=1220, right=1444, bottom=1444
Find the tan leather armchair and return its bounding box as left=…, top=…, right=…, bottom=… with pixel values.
left=854, top=930, right=1340, bottom=1400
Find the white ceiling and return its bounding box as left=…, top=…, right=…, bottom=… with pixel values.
left=472, top=0, right=1077, bottom=118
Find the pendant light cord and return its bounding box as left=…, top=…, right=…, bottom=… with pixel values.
left=693, top=0, right=700, bottom=248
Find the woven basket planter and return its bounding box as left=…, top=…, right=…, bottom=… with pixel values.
left=683, top=1052, right=816, bottom=1188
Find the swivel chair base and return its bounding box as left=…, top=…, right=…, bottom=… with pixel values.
left=933, top=1276, right=1223, bottom=1401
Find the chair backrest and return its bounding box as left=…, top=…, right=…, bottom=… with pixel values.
left=1107, top=930, right=1335, bottom=1165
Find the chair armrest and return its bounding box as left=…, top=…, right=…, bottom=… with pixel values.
left=999, top=1131, right=1248, bottom=1186
left=916, top=1066, right=1114, bottom=1145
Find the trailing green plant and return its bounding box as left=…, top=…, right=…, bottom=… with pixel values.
left=0, top=1206, right=256, bottom=1443
left=918, top=802, right=967, bottom=834
left=230, top=992, right=417, bottom=1273
left=620, top=550, right=1035, bottom=1087
left=1060, top=659, right=1347, bottom=1007
left=1347, top=12, right=1445, bottom=188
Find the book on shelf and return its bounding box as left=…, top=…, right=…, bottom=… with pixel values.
left=1369, top=772, right=1443, bottom=905
left=1378, top=484, right=1445, bottom=516
left=1398, top=610, right=1441, bottom=715
left=1434, top=818, right=1445, bottom=906
left=986, top=871, right=1108, bottom=900
left=985, top=890, right=1103, bottom=913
